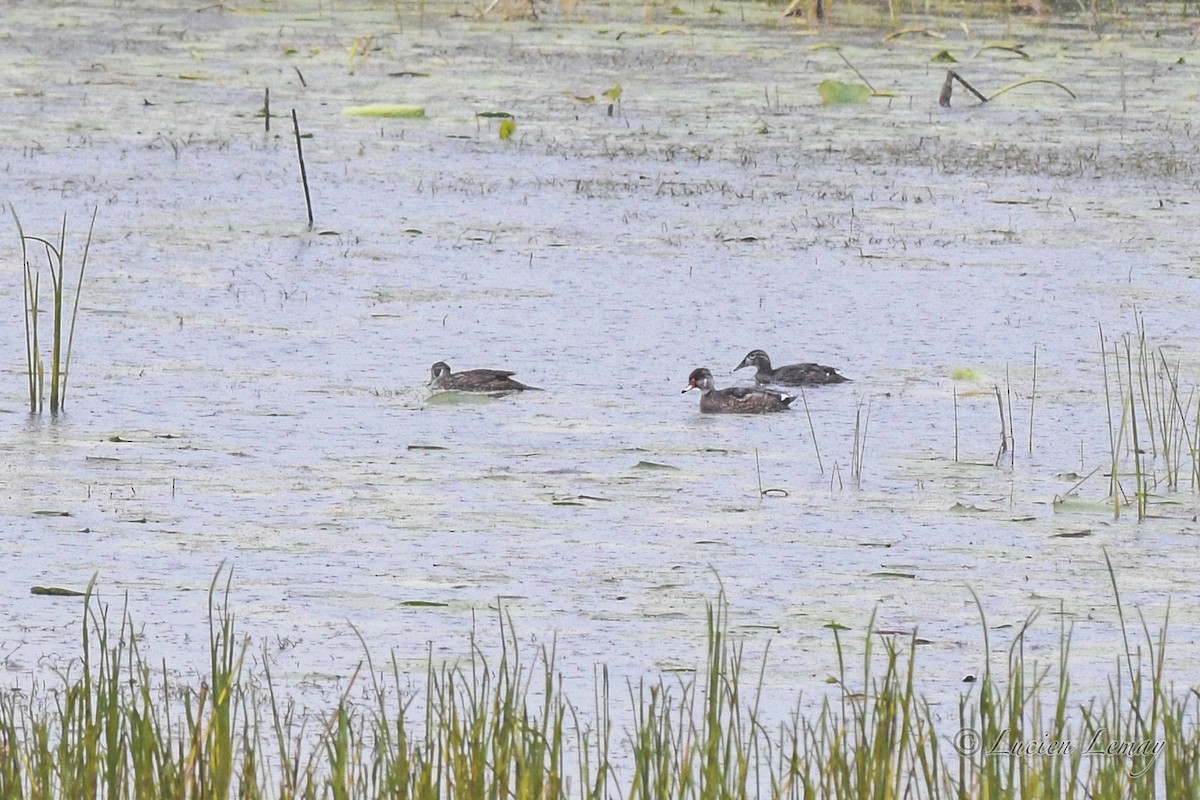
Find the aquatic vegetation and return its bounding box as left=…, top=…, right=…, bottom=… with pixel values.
left=1097, top=317, right=1200, bottom=520
left=1, top=565, right=1196, bottom=799
left=12, top=206, right=94, bottom=415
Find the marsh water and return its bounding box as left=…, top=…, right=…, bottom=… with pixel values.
left=3, top=0, right=1200, bottom=743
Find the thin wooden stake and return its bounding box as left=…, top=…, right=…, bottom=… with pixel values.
left=292, top=109, right=313, bottom=229
left=994, top=385, right=1008, bottom=467
left=1028, top=344, right=1037, bottom=453
left=953, top=386, right=959, bottom=462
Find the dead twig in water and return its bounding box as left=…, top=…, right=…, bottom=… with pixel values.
left=939, top=70, right=1075, bottom=107
left=798, top=386, right=824, bottom=475
left=994, top=385, right=1009, bottom=467
left=939, top=70, right=988, bottom=106
left=291, top=109, right=313, bottom=229
left=837, top=49, right=876, bottom=95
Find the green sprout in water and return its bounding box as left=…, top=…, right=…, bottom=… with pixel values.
left=12, top=205, right=95, bottom=415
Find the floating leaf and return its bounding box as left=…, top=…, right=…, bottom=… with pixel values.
left=975, top=43, right=1029, bottom=59
left=476, top=110, right=515, bottom=119
left=342, top=104, right=426, bottom=118
left=33, top=510, right=71, bottom=517
left=931, top=49, right=957, bottom=63
left=817, top=79, right=872, bottom=104
left=31, top=586, right=86, bottom=597
left=498, top=118, right=516, bottom=140
left=407, top=444, right=448, bottom=450
left=602, top=83, right=622, bottom=101
left=950, top=367, right=981, bottom=381
left=400, top=599, right=449, bottom=607
left=869, top=571, right=917, bottom=579
left=573, top=95, right=596, bottom=103
left=633, top=460, right=679, bottom=471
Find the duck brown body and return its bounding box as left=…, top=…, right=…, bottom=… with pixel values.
left=734, top=349, right=849, bottom=386
left=429, top=361, right=540, bottom=393
left=683, top=367, right=793, bottom=414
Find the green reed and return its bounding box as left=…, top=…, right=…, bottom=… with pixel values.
left=12, top=206, right=95, bottom=415
left=0, top=565, right=1197, bottom=799
left=1099, top=316, right=1200, bottom=519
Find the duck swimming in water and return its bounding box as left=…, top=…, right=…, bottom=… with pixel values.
left=428, top=361, right=540, bottom=393
left=682, top=367, right=794, bottom=414
left=734, top=349, right=849, bottom=386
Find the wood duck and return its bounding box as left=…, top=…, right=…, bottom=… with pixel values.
left=428, top=361, right=540, bottom=393
left=734, top=349, right=849, bottom=386
left=682, top=367, right=793, bottom=413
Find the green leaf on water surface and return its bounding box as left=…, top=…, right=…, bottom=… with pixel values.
left=33, top=510, right=71, bottom=517
left=31, top=586, right=86, bottom=597
left=975, top=43, right=1030, bottom=59
left=931, top=49, right=957, bottom=63
left=341, top=104, right=426, bottom=118
left=950, top=367, right=981, bottom=380
left=632, top=460, right=679, bottom=471
left=602, top=83, right=622, bottom=102
left=817, top=79, right=872, bottom=105
left=1053, top=529, right=1093, bottom=538
left=476, top=111, right=515, bottom=119
left=869, top=571, right=916, bottom=579
left=407, top=444, right=448, bottom=450
left=1051, top=497, right=1114, bottom=514
left=401, top=599, right=449, bottom=607
left=573, top=95, right=596, bottom=104
left=498, top=118, right=516, bottom=140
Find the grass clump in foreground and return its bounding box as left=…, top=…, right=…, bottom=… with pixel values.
left=1, top=561, right=1197, bottom=800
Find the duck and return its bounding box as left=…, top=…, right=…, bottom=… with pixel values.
left=682, top=367, right=793, bottom=414
left=428, top=361, right=540, bottom=393
left=734, top=349, right=849, bottom=386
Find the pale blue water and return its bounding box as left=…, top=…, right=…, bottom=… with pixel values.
left=1, top=1, right=1199, bottom=759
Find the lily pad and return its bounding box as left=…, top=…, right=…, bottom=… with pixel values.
left=817, top=79, right=872, bottom=105
left=341, top=104, right=426, bottom=118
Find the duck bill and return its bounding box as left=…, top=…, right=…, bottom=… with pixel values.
left=681, top=381, right=696, bottom=394
left=733, top=358, right=749, bottom=372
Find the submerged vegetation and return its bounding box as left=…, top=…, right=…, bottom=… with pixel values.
left=12, top=206, right=95, bottom=416
left=1, top=563, right=1196, bottom=799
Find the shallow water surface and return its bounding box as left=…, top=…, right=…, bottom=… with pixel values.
left=3, top=0, right=1200, bottom=745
